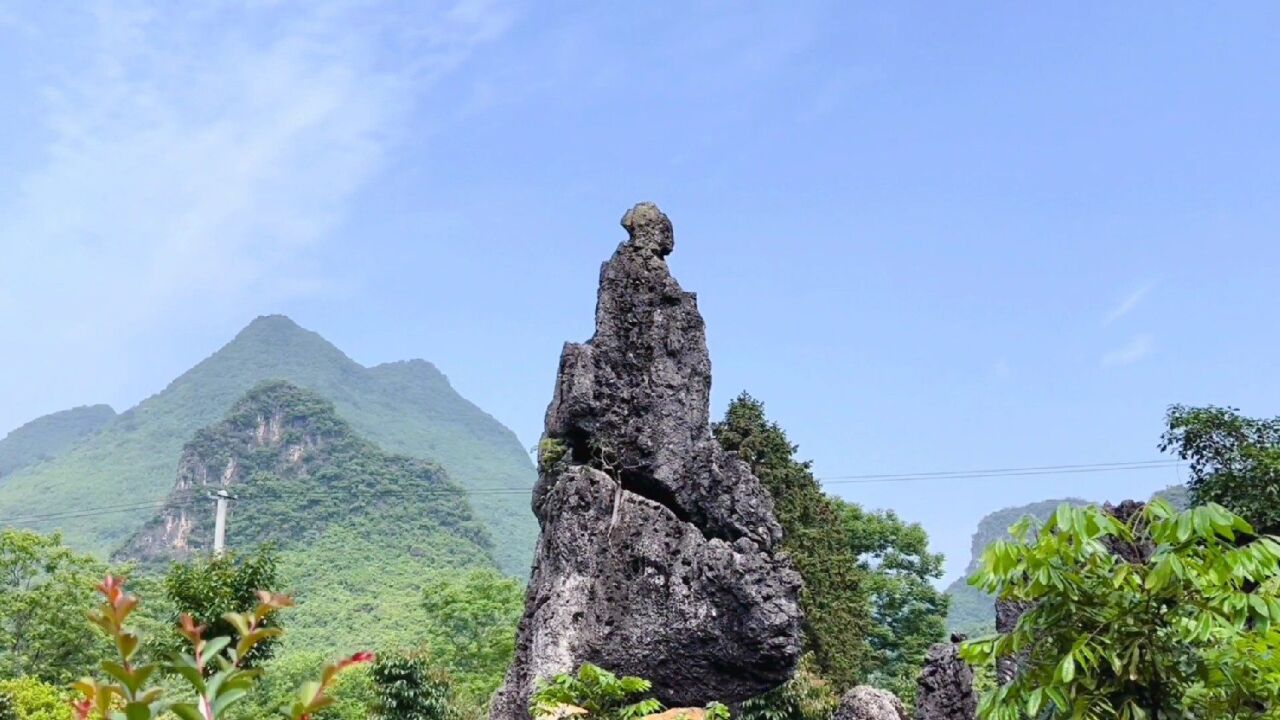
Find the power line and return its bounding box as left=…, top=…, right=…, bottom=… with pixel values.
left=0, top=458, right=1184, bottom=526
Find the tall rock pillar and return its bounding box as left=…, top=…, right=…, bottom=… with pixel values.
left=490, top=203, right=804, bottom=720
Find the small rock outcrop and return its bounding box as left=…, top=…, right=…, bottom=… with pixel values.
left=915, top=636, right=977, bottom=720
left=833, top=687, right=909, bottom=720
left=490, top=203, right=804, bottom=720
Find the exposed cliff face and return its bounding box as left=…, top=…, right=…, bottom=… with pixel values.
left=490, top=203, right=803, bottom=720
left=117, top=380, right=492, bottom=566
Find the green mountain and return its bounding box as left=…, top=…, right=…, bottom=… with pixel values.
left=944, top=497, right=1090, bottom=635
left=0, top=315, right=536, bottom=575
left=117, top=381, right=495, bottom=653
left=945, top=484, right=1192, bottom=634
left=0, top=404, right=116, bottom=479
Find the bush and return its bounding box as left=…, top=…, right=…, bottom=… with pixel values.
left=529, top=664, right=666, bottom=720
left=372, top=653, right=457, bottom=720
left=0, top=678, right=69, bottom=720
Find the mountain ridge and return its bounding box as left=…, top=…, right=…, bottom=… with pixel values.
left=0, top=314, right=537, bottom=575
left=0, top=404, right=116, bottom=479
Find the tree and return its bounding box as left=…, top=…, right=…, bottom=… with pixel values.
left=161, top=546, right=281, bottom=668
left=418, top=567, right=525, bottom=705
left=714, top=393, right=873, bottom=691
left=0, top=528, right=108, bottom=683
left=372, top=653, right=457, bottom=720
left=837, top=502, right=947, bottom=703
left=961, top=500, right=1280, bottom=720
left=1161, top=404, right=1280, bottom=532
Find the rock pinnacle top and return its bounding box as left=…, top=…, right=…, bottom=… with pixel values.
left=620, top=201, right=674, bottom=256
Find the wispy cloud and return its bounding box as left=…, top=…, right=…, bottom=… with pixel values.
left=1102, top=281, right=1154, bottom=326
left=1101, top=334, right=1154, bottom=367
left=0, top=0, right=517, bottom=427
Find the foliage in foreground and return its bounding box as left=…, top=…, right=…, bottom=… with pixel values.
left=160, top=547, right=282, bottom=668
left=70, top=575, right=372, bottom=720
left=961, top=500, right=1280, bottom=720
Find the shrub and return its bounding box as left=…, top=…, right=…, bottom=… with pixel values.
left=529, top=664, right=662, bottom=720
left=372, top=653, right=456, bottom=720
left=0, top=677, right=70, bottom=720
left=69, top=575, right=373, bottom=720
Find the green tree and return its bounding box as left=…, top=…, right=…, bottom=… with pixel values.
left=0, top=528, right=108, bottom=684
left=837, top=501, right=947, bottom=703
left=1161, top=404, right=1280, bottom=532
left=961, top=500, right=1280, bottom=720
left=714, top=393, right=873, bottom=690
left=418, top=567, right=525, bottom=705
left=161, top=546, right=281, bottom=668
left=372, top=653, right=457, bottom=720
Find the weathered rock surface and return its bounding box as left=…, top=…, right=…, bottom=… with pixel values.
left=833, top=686, right=909, bottom=720
left=915, top=636, right=976, bottom=720
left=490, top=203, right=803, bottom=720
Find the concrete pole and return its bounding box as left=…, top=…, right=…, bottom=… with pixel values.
left=212, top=489, right=232, bottom=555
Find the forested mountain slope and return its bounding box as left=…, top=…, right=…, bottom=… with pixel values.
left=0, top=315, right=536, bottom=575
left=0, top=404, right=115, bottom=479
left=116, top=380, right=497, bottom=653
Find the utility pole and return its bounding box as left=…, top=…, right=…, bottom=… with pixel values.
left=211, top=488, right=235, bottom=556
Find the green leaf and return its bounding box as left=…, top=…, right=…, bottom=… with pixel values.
left=1058, top=652, right=1076, bottom=683
left=124, top=702, right=152, bottom=720
left=169, top=704, right=203, bottom=720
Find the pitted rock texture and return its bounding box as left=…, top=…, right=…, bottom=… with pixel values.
left=993, top=598, right=1031, bottom=686
left=490, top=203, right=803, bottom=720
left=833, top=687, right=909, bottom=720
left=915, top=637, right=977, bottom=720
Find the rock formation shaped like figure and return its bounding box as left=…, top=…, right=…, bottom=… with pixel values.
left=490, top=203, right=804, bottom=720
left=915, top=635, right=977, bottom=720
left=833, top=687, right=910, bottom=720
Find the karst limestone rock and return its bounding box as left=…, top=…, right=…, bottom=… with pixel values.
left=833, top=686, right=909, bottom=720
left=489, top=203, right=804, bottom=720
left=915, top=635, right=977, bottom=720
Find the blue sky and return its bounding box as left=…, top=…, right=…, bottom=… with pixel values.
left=2, top=1, right=1279, bottom=583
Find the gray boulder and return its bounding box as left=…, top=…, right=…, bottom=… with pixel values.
left=915, top=637, right=976, bottom=720
left=490, top=203, right=803, bottom=720
left=833, top=686, right=909, bottom=720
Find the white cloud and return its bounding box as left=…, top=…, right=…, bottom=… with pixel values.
left=0, top=0, right=517, bottom=430
left=1101, top=334, right=1154, bottom=367
left=1102, top=281, right=1154, bottom=326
